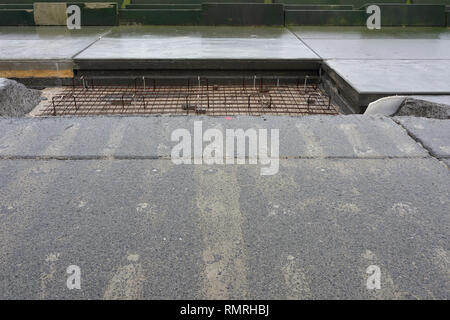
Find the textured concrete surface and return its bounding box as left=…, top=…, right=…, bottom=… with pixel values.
left=395, top=117, right=450, bottom=159
left=410, top=96, right=450, bottom=106
left=395, top=98, right=450, bottom=119
left=0, top=115, right=428, bottom=158
left=0, top=115, right=449, bottom=299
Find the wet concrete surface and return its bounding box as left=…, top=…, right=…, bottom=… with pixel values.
left=0, top=27, right=109, bottom=60
left=1, top=26, right=449, bottom=97
left=0, top=115, right=448, bottom=299
left=75, top=37, right=317, bottom=60
left=0, top=27, right=109, bottom=75
left=324, top=60, right=450, bottom=94
left=0, top=26, right=110, bottom=40
left=74, top=26, right=319, bottom=70
left=105, top=25, right=296, bottom=39
left=0, top=39, right=100, bottom=60
left=303, top=39, right=450, bottom=60
left=289, top=26, right=450, bottom=40
left=290, top=27, right=450, bottom=98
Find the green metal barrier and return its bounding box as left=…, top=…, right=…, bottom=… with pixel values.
left=0, top=1, right=448, bottom=26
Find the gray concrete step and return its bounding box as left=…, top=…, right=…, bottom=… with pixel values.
left=0, top=115, right=429, bottom=159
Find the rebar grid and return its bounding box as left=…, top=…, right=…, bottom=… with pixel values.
left=39, top=80, right=338, bottom=117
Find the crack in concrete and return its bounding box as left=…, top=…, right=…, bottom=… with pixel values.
left=392, top=118, right=450, bottom=169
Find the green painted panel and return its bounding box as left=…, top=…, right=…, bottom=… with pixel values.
left=0, top=4, right=33, bottom=9
left=74, top=3, right=119, bottom=26
left=285, top=9, right=366, bottom=25
left=0, top=9, right=35, bottom=25
left=131, top=0, right=265, bottom=3
left=201, top=3, right=284, bottom=25
left=0, top=0, right=124, bottom=3
left=284, top=4, right=354, bottom=9
left=120, top=9, right=201, bottom=25
left=361, top=4, right=446, bottom=26
left=126, top=4, right=201, bottom=9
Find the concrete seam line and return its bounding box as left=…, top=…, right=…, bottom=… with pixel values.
left=70, top=29, right=113, bottom=59
left=0, top=155, right=431, bottom=161
left=286, top=27, right=322, bottom=59
left=392, top=118, right=441, bottom=162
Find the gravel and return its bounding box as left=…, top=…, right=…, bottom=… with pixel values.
left=0, top=78, right=42, bottom=117
left=395, top=98, right=450, bottom=119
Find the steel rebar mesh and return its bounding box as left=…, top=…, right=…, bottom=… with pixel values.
left=39, top=79, right=338, bottom=116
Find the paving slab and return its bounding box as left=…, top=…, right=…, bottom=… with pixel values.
left=289, top=26, right=450, bottom=40
left=104, top=25, right=296, bottom=39
left=0, top=158, right=448, bottom=299
left=395, top=117, right=450, bottom=159
left=290, top=27, right=450, bottom=104
left=324, top=60, right=450, bottom=95
left=0, top=26, right=111, bottom=40
left=0, top=27, right=109, bottom=78
left=0, top=39, right=99, bottom=60
left=74, top=26, right=319, bottom=70
left=0, top=115, right=428, bottom=159
left=303, top=39, right=450, bottom=60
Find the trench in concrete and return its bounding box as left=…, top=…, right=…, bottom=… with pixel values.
left=28, top=74, right=347, bottom=117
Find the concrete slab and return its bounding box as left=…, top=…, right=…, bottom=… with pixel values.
left=76, top=38, right=316, bottom=60
left=443, top=159, right=450, bottom=167
left=0, top=26, right=111, bottom=40
left=289, top=26, right=450, bottom=40
left=0, top=38, right=95, bottom=78
left=104, top=25, right=296, bottom=39
left=303, top=39, right=450, bottom=60
left=74, top=26, right=319, bottom=70
left=0, top=158, right=448, bottom=299
left=0, top=27, right=109, bottom=78
left=0, top=39, right=100, bottom=60
left=324, top=60, right=450, bottom=95
left=395, top=117, right=450, bottom=158
left=0, top=115, right=428, bottom=159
